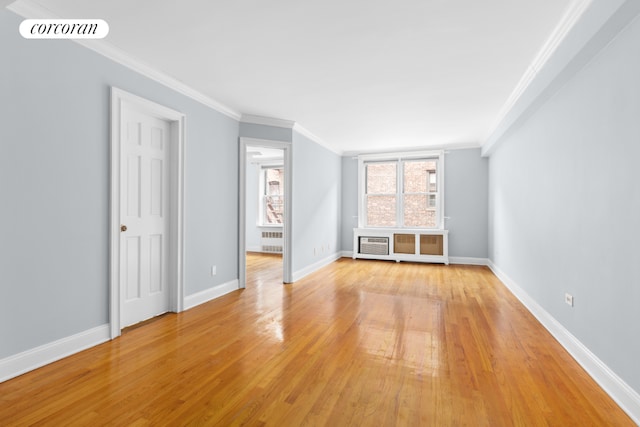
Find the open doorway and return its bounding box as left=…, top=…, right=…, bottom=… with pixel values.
left=239, top=138, right=292, bottom=288
left=246, top=146, right=284, bottom=285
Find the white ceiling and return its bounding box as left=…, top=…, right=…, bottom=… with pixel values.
left=14, top=0, right=577, bottom=154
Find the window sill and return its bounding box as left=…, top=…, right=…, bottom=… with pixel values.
left=358, top=227, right=447, bottom=234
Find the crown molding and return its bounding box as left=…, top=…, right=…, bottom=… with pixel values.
left=292, top=123, right=342, bottom=156
left=342, top=141, right=480, bottom=157
left=241, top=114, right=341, bottom=156
left=482, top=0, right=592, bottom=154
left=240, top=114, right=295, bottom=129
left=8, top=0, right=241, bottom=121
left=8, top=0, right=356, bottom=157
left=481, top=0, right=640, bottom=157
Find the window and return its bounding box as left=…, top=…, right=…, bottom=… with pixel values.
left=359, top=151, right=444, bottom=229
left=403, top=159, right=438, bottom=227
left=365, top=162, right=397, bottom=227
left=261, top=166, right=284, bottom=225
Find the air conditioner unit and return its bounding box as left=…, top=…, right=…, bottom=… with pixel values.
left=359, top=237, right=389, bottom=255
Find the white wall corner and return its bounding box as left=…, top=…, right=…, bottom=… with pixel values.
left=487, top=260, right=640, bottom=424
left=183, top=279, right=239, bottom=310
left=341, top=250, right=354, bottom=258
left=0, top=325, right=111, bottom=384
left=292, top=251, right=342, bottom=282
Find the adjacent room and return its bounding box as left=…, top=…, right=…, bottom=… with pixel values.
left=2, top=0, right=640, bottom=424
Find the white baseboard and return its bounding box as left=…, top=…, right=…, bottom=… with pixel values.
left=292, top=252, right=342, bottom=282
left=0, top=278, right=240, bottom=384
left=449, top=256, right=489, bottom=266
left=488, top=260, right=640, bottom=424
left=0, top=324, right=111, bottom=384
left=341, top=250, right=353, bottom=258
left=184, top=279, right=239, bottom=310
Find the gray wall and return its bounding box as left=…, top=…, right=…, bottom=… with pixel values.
left=340, top=148, right=488, bottom=259
left=292, top=131, right=342, bottom=273
left=0, top=9, right=239, bottom=359
left=341, top=157, right=359, bottom=252
left=488, top=9, right=640, bottom=392
left=445, top=148, right=488, bottom=259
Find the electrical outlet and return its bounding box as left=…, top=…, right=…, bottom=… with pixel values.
left=211, top=265, right=217, bottom=276
left=565, top=293, right=573, bottom=307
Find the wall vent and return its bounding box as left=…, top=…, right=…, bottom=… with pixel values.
left=261, top=245, right=283, bottom=253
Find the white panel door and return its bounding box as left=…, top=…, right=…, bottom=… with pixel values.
left=121, top=107, right=170, bottom=327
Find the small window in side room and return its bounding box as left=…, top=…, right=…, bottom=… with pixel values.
left=261, top=166, right=284, bottom=225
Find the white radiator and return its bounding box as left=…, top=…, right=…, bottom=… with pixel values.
left=261, top=230, right=283, bottom=253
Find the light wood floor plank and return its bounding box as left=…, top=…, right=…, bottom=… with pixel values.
left=0, top=255, right=634, bottom=426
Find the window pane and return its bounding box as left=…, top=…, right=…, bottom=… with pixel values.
left=263, top=167, right=284, bottom=224
left=367, top=195, right=396, bottom=227
left=264, top=195, right=284, bottom=224
left=366, top=163, right=396, bottom=194
left=427, top=194, right=437, bottom=208
left=265, top=168, right=284, bottom=196
left=404, top=195, right=436, bottom=227
left=428, top=171, right=437, bottom=193
left=404, top=160, right=436, bottom=193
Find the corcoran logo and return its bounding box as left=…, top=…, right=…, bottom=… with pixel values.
left=19, top=19, right=109, bottom=39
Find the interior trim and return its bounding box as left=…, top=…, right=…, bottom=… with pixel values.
left=0, top=325, right=110, bottom=383
left=7, top=0, right=241, bottom=121
left=184, top=279, right=239, bottom=310
left=482, top=0, right=640, bottom=156
left=488, top=260, right=640, bottom=424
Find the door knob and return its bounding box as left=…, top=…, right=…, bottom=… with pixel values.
left=120, top=225, right=127, bottom=232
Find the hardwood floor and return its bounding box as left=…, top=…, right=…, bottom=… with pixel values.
left=0, top=254, right=633, bottom=426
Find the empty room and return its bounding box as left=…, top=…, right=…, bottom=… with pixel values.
left=1, top=0, right=640, bottom=425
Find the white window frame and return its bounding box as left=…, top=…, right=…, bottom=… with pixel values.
left=357, top=150, right=445, bottom=229
left=258, top=164, right=284, bottom=226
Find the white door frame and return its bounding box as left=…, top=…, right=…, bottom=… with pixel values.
left=110, top=87, right=185, bottom=338
left=239, top=137, right=293, bottom=286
